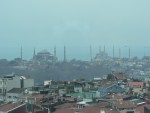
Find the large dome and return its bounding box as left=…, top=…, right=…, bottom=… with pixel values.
left=38, top=49, right=51, bottom=54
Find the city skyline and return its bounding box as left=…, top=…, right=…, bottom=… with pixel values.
left=0, top=0, right=150, bottom=60
left=0, top=45, right=150, bottom=61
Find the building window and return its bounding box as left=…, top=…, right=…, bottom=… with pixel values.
left=0, top=81, right=2, bottom=86
left=127, top=111, right=134, bottom=113
left=8, top=96, right=11, bottom=98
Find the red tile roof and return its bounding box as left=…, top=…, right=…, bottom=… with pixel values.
left=144, top=105, right=150, bottom=110
left=53, top=108, right=74, bottom=113
left=7, top=88, right=25, bottom=93
left=53, top=106, right=118, bottom=113
left=113, top=101, right=136, bottom=109
left=54, top=103, right=75, bottom=109
left=129, top=82, right=144, bottom=87
left=113, top=73, right=128, bottom=80
left=93, top=102, right=110, bottom=107
left=0, top=102, right=25, bottom=112
left=106, top=94, right=129, bottom=100
left=79, top=107, right=101, bottom=113
left=135, top=104, right=148, bottom=113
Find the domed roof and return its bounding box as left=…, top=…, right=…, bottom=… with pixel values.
left=38, top=49, right=50, bottom=54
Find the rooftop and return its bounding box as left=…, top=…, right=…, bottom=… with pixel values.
left=113, top=100, right=136, bottom=109
left=7, top=88, right=25, bottom=94
left=0, top=102, right=25, bottom=112
left=129, top=82, right=144, bottom=87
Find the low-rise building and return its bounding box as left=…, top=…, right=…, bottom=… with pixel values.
left=112, top=100, right=136, bottom=113
left=96, top=83, right=126, bottom=98
left=6, top=88, right=26, bottom=102
left=0, top=73, right=34, bottom=100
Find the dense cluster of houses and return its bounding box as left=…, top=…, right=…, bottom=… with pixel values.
left=0, top=72, right=150, bottom=113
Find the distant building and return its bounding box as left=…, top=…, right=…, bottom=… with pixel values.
left=74, top=83, right=83, bottom=93
left=112, top=100, right=136, bottom=113
left=33, top=50, right=57, bottom=64
left=59, top=89, right=67, bottom=96
left=128, top=82, right=144, bottom=88
left=94, top=51, right=109, bottom=61
left=128, top=82, right=145, bottom=96
left=20, top=76, right=34, bottom=88
left=44, top=80, right=53, bottom=86
left=96, top=83, right=126, bottom=98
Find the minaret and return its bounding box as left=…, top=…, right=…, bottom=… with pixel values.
left=21, top=46, right=22, bottom=60
left=113, top=45, right=114, bottom=58
left=99, top=46, right=101, bottom=53
left=64, top=46, right=66, bottom=62
left=104, top=45, right=105, bottom=53
left=33, top=48, right=35, bottom=58
left=54, top=46, right=56, bottom=58
left=129, top=48, right=130, bottom=58
left=90, top=45, right=92, bottom=61
left=119, top=47, right=121, bottom=58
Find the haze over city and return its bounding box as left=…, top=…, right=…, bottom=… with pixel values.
left=0, top=0, right=150, bottom=60
left=0, top=1, right=150, bottom=113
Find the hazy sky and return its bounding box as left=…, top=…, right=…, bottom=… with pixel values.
left=0, top=0, right=150, bottom=60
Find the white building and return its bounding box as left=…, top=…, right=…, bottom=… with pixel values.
left=0, top=73, right=34, bottom=101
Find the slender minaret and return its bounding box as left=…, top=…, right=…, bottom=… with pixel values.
left=90, top=45, right=92, bottom=61
left=104, top=45, right=105, bottom=53
left=119, top=47, right=121, bottom=58
left=129, top=48, right=130, bottom=58
left=21, top=46, right=22, bottom=60
left=54, top=46, right=56, bottom=58
left=99, top=46, right=101, bottom=53
left=33, top=48, right=36, bottom=58
left=64, top=46, right=66, bottom=62
left=113, top=45, right=114, bottom=58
